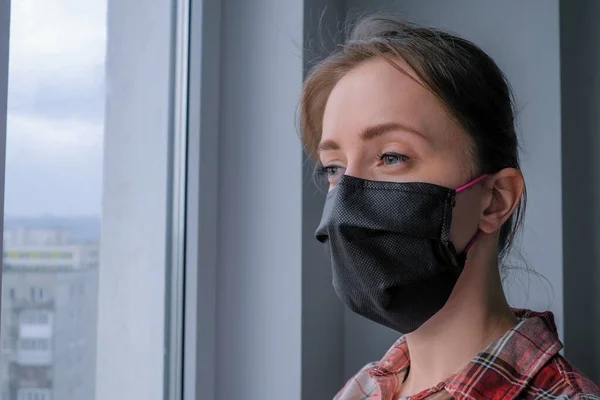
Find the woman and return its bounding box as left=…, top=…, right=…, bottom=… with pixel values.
left=301, top=15, right=600, bottom=400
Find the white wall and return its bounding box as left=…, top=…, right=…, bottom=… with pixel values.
left=216, top=0, right=304, bottom=398
left=340, top=0, right=564, bottom=377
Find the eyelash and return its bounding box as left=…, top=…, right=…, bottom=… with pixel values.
left=376, top=152, right=409, bottom=165
left=316, top=153, right=409, bottom=178
left=316, top=164, right=340, bottom=177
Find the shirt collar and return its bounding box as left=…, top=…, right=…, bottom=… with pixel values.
left=370, top=309, right=563, bottom=400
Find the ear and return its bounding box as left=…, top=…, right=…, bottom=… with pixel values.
left=479, top=168, right=524, bottom=234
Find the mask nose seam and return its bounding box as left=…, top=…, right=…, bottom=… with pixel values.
left=440, top=191, right=454, bottom=243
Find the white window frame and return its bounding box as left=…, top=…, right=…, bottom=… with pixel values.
left=96, top=0, right=189, bottom=399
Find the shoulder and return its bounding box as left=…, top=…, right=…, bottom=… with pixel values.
left=334, top=336, right=409, bottom=399
left=333, top=362, right=380, bottom=400
left=523, top=354, right=600, bottom=399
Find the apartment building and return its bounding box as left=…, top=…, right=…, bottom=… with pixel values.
left=0, top=226, right=99, bottom=400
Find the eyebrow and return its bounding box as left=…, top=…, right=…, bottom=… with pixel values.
left=317, top=122, right=427, bottom=153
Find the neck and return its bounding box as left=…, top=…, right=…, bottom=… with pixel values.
left=399, top=234, right=518, bottom=397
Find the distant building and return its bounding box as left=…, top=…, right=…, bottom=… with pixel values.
left=0, top=225, right=99, bottom=400
left=3, top=227, right=74, bottom=247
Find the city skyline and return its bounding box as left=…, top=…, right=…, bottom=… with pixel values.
left=4, top=0, right=106, bottom=217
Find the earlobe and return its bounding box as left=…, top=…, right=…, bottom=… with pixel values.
left=478, top=168, right=524, bottom=234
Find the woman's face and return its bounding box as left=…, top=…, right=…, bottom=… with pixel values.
left=319, top=56, right=486, bottom=251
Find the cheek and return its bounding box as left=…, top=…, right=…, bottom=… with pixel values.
left=449, top=192, right=482, bottom=252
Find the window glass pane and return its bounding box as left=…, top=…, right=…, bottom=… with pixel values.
left=1, top=1, right=104, bottom=399
left=1, top=0, right=185, bottom=398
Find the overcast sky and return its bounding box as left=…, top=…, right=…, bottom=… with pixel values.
left=4, top=0, right=106, bottom=217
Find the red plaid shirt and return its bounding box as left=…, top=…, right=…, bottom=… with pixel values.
left=335, top=310, right=600, bottom=399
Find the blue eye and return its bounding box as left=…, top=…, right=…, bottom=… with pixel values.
left=379, top=153, right=408, bottom=165
left=324, top=166, right=341, bottom=177
left=317, top=164, right=345, bottom=183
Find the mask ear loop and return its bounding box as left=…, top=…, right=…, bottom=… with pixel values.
left=463, top=230, right=480, bottom=253
left=455, top=174, right=489, bottom=193
left=455, top=174, right=489, bottom=254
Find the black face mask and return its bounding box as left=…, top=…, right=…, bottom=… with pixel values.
left=315, top=174, right=485, bottom=334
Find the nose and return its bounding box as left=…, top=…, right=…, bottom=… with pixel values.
left=344, top=162, right=370, bottom=181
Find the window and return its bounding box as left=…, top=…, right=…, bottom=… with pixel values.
left=1, top=0, right=187, bottom=398
left=20, top=310, right=50, bottom=324
left=19, top=338, right=50, bottom=351
left=19, top=339, right=47, bottom=350
left=27, top=287, right=44, bottom=302
left=17, top=389, right=51, bottom=400
left=1, top=0, right=106, bottom=397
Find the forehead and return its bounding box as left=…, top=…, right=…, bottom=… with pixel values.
left=321, top=56, right=461, bottom=149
